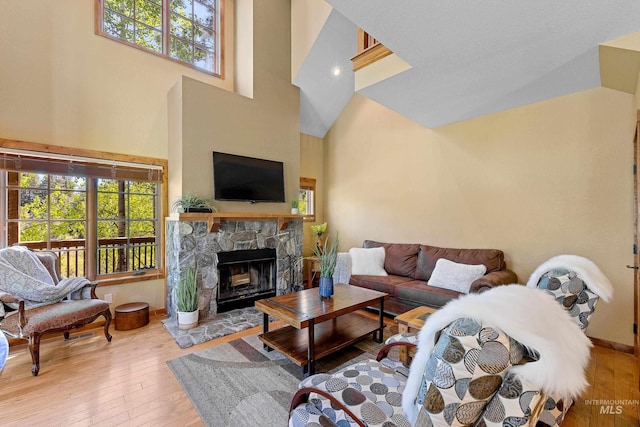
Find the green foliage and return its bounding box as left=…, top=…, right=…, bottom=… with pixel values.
left=19, top=174, right=87, bottom=242
left=172, top=193, right=214, bottom=212
left=18, top=175, right=157, bottom=243
left=176, top=267, right=199, bottom=312
left=311, top=233, right=339, bottom=278
left=102, top=0, right=215, bottom=70
left=290, top=200, right=299, bottom=209
left=298, top=190, right=308, bottom=215
left=16, top=174, right=158, bottom=276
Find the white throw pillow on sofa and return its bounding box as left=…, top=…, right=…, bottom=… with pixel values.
left=429, top=258, right=487, bottom=294
left=349, top=247, right=388, bottom=276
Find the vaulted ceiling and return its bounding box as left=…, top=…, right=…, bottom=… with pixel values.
left=294, top=1, right=640, bottom=138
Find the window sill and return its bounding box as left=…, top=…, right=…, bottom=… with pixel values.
left=95, top=270, right=164, bottom=287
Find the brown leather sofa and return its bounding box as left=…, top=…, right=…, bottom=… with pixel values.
left=344, top=240, right=518, bottom=315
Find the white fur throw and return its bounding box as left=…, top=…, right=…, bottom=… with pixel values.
left=526, top=254, right=613, bottom=302
left=402, top=285, right=592, bottom=424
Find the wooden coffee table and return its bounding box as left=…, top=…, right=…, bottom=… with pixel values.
left=255, top=284, right=388, bottom=376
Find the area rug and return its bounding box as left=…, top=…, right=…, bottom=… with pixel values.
left=167, top=327, right=397, bottom=426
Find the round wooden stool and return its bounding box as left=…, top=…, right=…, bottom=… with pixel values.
left=114, top=302, right=150, bottom=331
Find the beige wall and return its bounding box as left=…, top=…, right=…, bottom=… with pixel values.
left=291, top=0, right=332, bottom=81
left=171, top=0, right=300, bottom=213
left=325, top=90, right=635, bottom=346
left=0, top=0, right=234, bottom=158
left=300, top=133, right=325, bottom=255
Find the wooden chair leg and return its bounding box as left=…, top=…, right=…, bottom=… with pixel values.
left=29, top=333, right=42, bottom=376
left=102, top=309, right=113, bottom=342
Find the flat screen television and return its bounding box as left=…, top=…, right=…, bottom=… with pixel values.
left=213, top=151, right=286, bottom=203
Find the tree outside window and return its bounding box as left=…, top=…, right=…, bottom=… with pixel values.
left=1, top=147, right=165, bottom=285
left=299, top=177, right=316, bottom=222
left=97, top=0, right=221, bottom=76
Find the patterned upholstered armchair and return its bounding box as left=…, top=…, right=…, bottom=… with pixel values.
left=0, top=247, right=112, bottom=376
left=525, top=254, right=613, bottom=426
left=288, top=285, right=591, bottom=427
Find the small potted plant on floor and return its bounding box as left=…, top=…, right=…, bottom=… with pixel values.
left=172, top=193, right=216, bottom=213
left=311, top=232, right=339, bottom=298
left=176, top=267, right=200, bottom=329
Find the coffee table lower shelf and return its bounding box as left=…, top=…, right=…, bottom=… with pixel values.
left=258, top=312, right=381, bottom=367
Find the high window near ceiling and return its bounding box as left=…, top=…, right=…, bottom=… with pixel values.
left=298, top=177, right=316, bottom=222
left=0, top=142, right=166, bottom=285
left=95, top=0, right=222, bottom=76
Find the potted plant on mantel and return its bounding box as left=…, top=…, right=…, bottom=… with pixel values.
left=176, top=267, right=200, bottom=329
left=172, top=193, right=216, bottom=213
left=290, top=200, right=299, bottom=215
left=310, top=232, right=339, bottom=298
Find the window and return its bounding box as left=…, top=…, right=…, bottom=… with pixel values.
left=0, top=144, right=166, bottom=284
left=298, top=177, right=316, bottom=221
left=96, top=179, right=158, bottom=275
left=96, top=0, right=222, bottom=76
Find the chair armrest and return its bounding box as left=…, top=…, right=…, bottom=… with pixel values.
left=289, top=387, right=366, bottom=427
left=376, top=341, right=417, bottom=361
left=84, top=282, right=99, bottom=299
left=0, top=293, right=26, bottom=329
left=0, top=292, right=21, bottom=305
left=469, top=269, right=518, bottom=293
left=385, top=332, right=419, bottom=346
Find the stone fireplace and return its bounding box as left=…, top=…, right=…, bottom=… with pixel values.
left=165, top=214, right=303, bottom=323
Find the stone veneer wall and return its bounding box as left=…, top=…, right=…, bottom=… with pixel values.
left=165, top=218, right=303, bottom=323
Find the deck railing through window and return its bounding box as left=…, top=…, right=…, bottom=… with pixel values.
left=19, top=237, right=156, bottom=278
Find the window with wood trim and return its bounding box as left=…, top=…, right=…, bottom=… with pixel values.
left=0, top=146, right=166, bottom=284
left=298, top=177, right=316, bottom=222
left=96, top=0, right=222, bottom=76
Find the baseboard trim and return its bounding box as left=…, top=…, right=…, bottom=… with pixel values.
left=589, top=336, right=634, bottom=354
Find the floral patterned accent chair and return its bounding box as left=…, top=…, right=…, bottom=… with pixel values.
left=0, top=248, right=112, bottom=376
left=288, top=285, right=591, bottom=427
left=526, top=254, right=613, bottom=426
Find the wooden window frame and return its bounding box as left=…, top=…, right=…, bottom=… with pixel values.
left=299, top=177, right=316, bottom=222
left=0, top=138, right=168, bottom=287
left=94, top=0, right=224, bottom=78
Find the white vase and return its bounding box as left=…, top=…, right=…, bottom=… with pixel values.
left=177, top=310, right=199, bottom=330
left=291, top=208, right=299, bottom=215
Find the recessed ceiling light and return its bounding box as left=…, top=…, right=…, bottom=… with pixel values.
left=332, top=67, right=341, bottom=76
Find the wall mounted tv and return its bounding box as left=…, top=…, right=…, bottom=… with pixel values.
left=213, top=151, right=286, bottom=203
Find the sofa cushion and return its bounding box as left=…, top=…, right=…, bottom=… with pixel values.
left=363, top=240, right=420, bottom=277
left=349, top=247, right=387, bottom=276
left=429, top=258, right=487, bottom=294
left=415, top=245, right=505, bottom=281
left=395, top=280, right=462, bottom=308
left=349, top=275, right=413, bottom=297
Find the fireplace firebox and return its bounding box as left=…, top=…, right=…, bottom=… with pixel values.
left=216, top=248, right=277, bottom=311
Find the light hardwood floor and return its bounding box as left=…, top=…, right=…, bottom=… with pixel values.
left=0, top=313, right=638, bottom=426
